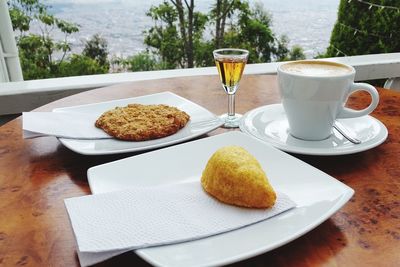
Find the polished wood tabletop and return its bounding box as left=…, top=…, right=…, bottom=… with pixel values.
left=0, top=74, right=399, bottom=267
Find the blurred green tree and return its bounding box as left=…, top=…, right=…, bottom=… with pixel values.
left=124, top=51, right=168, bottom=72
left=83, top=34, right=110, bottom=68
left=143, top=0, right=305, bottom=69
left=144, top=1, right=208, bottom=68
left=287, top=45, right=306, bottom=61
left=58, top=55, right=108, bottom=77
left=8, top=0, right=109, bottom=80
left=325, top=0, right=400, bottom=57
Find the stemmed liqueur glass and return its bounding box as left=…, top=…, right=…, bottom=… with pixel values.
left=213, top=48, right=249, bottom=128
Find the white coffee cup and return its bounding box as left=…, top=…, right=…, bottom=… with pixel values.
left=277, top=60, right=379, bottom=141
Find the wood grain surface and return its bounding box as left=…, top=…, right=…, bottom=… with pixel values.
left=0, top=74, right=399, bottom=267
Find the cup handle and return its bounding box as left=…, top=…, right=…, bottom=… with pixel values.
left=337, top=83, right=379, bottom=118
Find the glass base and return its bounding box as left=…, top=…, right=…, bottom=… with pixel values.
left=220, top=113, right=243, bottom=128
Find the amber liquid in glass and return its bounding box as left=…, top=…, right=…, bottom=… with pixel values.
left=215, top=58, right=246, bottom=94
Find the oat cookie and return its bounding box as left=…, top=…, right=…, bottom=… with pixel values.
left=95, top=104, right=190, bottom=141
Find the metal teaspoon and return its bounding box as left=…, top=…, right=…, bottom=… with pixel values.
left=333, top=120, right=361, bottom=144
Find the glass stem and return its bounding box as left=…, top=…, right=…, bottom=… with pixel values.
left=228, top=93, right=235, bottom=118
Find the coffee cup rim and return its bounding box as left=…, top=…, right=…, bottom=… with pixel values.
left=277, top=60, right=355, bottom=78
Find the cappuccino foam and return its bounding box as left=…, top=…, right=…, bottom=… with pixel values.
left=280, top=61, right=352, bottom=76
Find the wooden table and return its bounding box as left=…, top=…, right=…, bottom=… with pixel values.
left=0, top=74, right=399, bottom=267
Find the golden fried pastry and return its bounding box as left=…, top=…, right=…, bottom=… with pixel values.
left=201, top=146, right=276, bottom=209
left=95, top=104, right=190, bottom=141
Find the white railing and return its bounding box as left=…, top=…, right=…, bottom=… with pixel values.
left=0, top=53, right=400, bottom=115
left=0, top=0, right=23, bottom=83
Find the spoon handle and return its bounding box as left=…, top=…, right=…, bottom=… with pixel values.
left=333, top=121, right=361, bottom=144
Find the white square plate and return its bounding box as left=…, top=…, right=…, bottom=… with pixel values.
left=53, top=92, right=223, bottom=155
left=87, top=132, right=354, bottom=267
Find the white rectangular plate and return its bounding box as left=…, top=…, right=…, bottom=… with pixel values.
left=53, top=92, right=223, bottom=155
left=87, top=132, right=354, bottom=267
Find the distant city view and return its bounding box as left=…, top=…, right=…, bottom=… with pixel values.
left=43, top=0, right=340, bottom=59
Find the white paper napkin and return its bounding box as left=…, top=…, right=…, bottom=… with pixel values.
left=64, top=182, right=296, bottom=266
left=22, top=112, right=112, bottom=139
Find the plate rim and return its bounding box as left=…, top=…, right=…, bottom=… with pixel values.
left=239, top=103, right=388, bottom=156
left=53, top=91, right=223, bottom=155
left=87, top=131, right=354, bottom=266
left=53, top=91, right=186, bottom=112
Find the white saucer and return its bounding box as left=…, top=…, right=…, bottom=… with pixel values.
left=239, top=104, right=388, bottom=156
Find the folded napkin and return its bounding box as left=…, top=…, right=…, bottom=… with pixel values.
left=22, top=112, right=112, bottom=139
left=64, top=182, right=295, bottom=266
